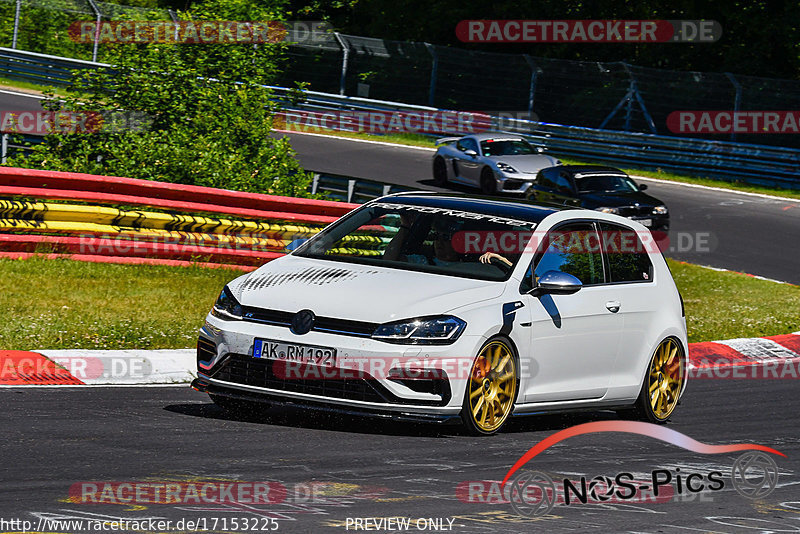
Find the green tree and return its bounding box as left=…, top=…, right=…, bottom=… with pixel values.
left=294, top=0, right=800, bottom=79
left=8, top=0, right=313, bottom=197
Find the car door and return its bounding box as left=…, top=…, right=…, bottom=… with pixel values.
left=454, top=137, right=482, bottom=185
left=550, top=170, right=581, bottom=207
left=519, top=221, right=623, bottom=402
left=529, top=167, right=562, bottom=205
left=597, top=221, right=659, bottom=389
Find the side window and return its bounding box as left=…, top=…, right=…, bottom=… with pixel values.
left=554, top=172, right=574, bottom=195
left=536, top=167, right=560, bottom=189
left=599, top=222, right=654, bottom=283
left=457, top=138, right=478, bottom=153
left=520, top=222, right=604, bottom=292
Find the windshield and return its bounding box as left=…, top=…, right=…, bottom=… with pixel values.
left=480, top=139, right=537, bottom=157
left=575, top=174, right=639, bottom=193
left=293, top=201, right=537, bottom=281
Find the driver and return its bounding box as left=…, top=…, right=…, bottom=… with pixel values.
left=479, top=251, right=512, bottom=268
left=387, top=214, right=514, bottom=269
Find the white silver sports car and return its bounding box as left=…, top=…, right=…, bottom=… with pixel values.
left=192, top=193, right=688, bottom=435
left=433, top=134, right=561, bottom=195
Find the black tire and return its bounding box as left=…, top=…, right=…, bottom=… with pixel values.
left=623, top=338, right=685, bottom=424
left=433, top=157, right=448, bottom=185
left=209, top=394, right=267, bottom=418
left=461, top=336, right=519, bottom=436
left=480, top=168, right=498, bottom=195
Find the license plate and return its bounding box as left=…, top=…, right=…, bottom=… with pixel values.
left=253, top=339, right=337, bottom=367
left=636, top=218, right=652, bottom=227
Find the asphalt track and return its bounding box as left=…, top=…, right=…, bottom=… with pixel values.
left=2, top=382, right=800, bottom=533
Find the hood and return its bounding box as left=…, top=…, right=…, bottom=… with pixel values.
left=579, top=190, right=663, bottom=208
left=229, top=255, right=505, bottom=323
left=488, top=155, right=559, bottom=174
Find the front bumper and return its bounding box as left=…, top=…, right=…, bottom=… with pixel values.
left=191, top=376, right=461, bottom=425
left=629, top=214, right=669, bottom=231
left=495, top=173, right=535, bottom=194
left=195, top=313, right=481, bottom=417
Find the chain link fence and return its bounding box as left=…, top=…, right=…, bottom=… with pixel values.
left=3, top=0, right=800, bottom=149
left=279, top=32, right=800, bottom=149
left=0, top=0, right=172, bottom=62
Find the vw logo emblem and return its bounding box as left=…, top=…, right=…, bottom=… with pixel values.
left=291, top=309, right=316, bottom=335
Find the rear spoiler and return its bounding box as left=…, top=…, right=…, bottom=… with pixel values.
left=435, top=136, right=460, bottom=145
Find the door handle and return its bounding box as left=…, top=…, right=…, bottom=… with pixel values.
left=606, top=301, right=621, bottom=313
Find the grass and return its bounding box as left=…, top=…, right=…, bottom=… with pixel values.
left=278, top=126, right=800, bottom=201
left=0, top=256, right=798, bottom=350
left=667, top=259, right=800, bottom=343
left=0, top=76, right=69, bottom=98
left=0, top=257, right=238, bottom=350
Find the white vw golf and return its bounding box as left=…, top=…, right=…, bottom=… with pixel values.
left=192, top=193, right=688, bottom=435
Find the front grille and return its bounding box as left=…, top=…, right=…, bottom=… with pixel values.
left=209, top=353, right=449, bottom=406
left=502, top=179, right=526, bottom=190
left=241, top=306, right=378, bottom=338
left=617, top=206, right=654, bottom=217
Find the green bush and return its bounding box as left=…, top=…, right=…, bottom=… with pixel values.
left=6, top=0, right=313, bottom=197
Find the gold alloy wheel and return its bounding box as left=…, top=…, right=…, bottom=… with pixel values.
left=647, top=338, right=684, bottom=420
left=467, top=340, right=518, bottom=433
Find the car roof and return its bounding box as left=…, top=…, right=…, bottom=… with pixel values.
left=376, top=192, right=563, bottom=224
left=552, top=165, right=628, bottom=176
left=466, top=133, right=528, bottom=142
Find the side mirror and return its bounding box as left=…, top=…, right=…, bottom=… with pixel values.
left=529, top=270, right=582, bottom=297
left=464, top=149, right=478, bottom=157
left=639, top=183, right=648, bottom=191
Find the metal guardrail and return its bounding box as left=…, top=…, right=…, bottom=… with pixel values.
left=507, top=122, right=800, bottom=190
left=0, top=47, right=797, bottom=190
left=0, top=47, right=100, bottom=86
left=309, top=172, right=410, bottom=203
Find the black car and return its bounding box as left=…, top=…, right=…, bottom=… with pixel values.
left=526, top=165, right=669, bottom=231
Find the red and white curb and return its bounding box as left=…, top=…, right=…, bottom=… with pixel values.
left=0, top=349, right=194, bottom=386
left=687, top=332, right=800, bottom=379
left=1, top=333, right=799, bottom=385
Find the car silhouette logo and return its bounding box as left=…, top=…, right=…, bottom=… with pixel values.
left=291, top=309, right=316, bottom=335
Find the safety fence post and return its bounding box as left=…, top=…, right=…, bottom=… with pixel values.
left=425, top=43, right=438, bottom=108
left=725, top=72, right=742, bottom=142
left=333, top=32, right=349, bottom=96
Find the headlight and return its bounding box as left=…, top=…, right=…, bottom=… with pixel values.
left=596, top=207, right=619, bottom=214
left=652, top=205, right=668, bottom=215
left=210, top=285, right=242, bottom=320
left=496, top=162, right=517, bottom=173
left=372, top=315, right=466, bottom=345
